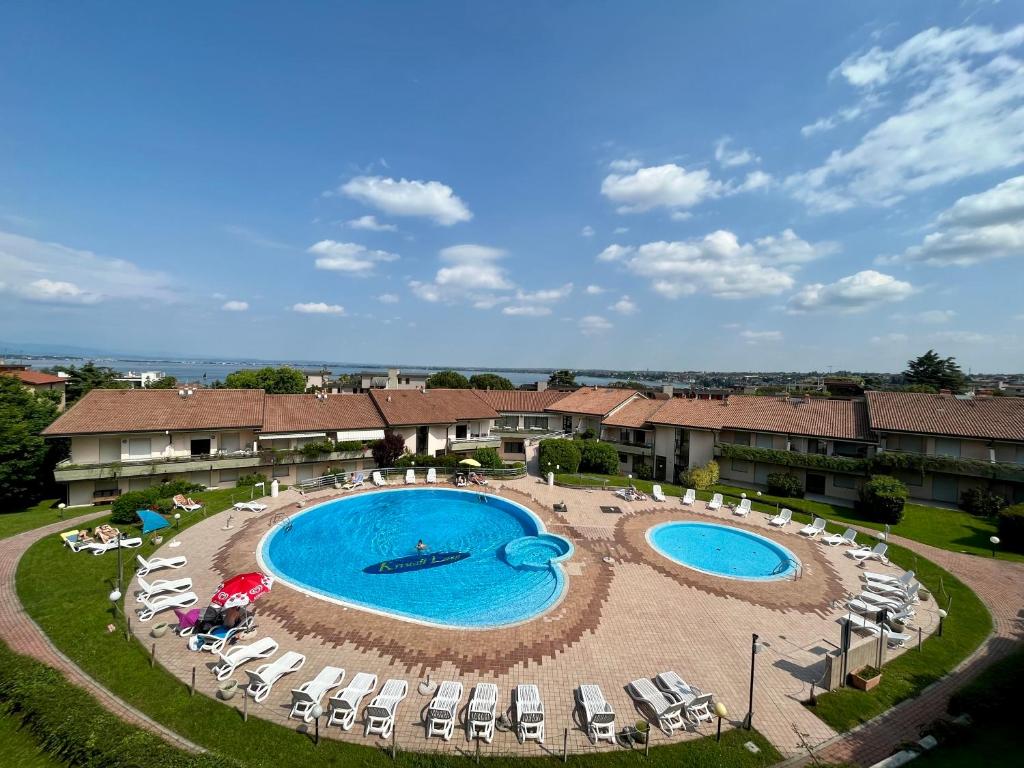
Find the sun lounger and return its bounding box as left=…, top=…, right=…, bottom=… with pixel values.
left=211, top=636, right=279, bottom=680
left=426, top=468, right=437, bottom=484
left=190, top=615, right=255, bottom=652
left=847, top=542, right=888, bottom=562
left=426, top=680, right=463, bottom=741
left=682, top=488, right=696, bottom=505
left=865, top=578, right=918, bottom=600
left=847, top=598, right=915, bottom=623
left=135, top=553, right=188, bottom=576
left=87, top=537, right=143, bottom=555
left=372, top=471, right=387, bottom=487
left=798, top=518, right=827, bottom=537
left=342, top=471, right=365, bottom=490
left=137, top=591, right=198, bottom=621
left=364, top=678, right=408, bottom=739
left=707, top=493, right=723, bottom=511
left=245, top=651, right=306, bottom=703
left=290, top=666, right=346, bottom=722
left=405, top=469, right=416, bottom=485
left=654, top=670, right=713, bottom=724
left=173, top=494, right=202, bottom=512
left=233, top=501, right=267, bottom=512
left=768, top=508, right=792, bottom=527
left=512, top=684, right=545, bottom=744
left=466, top=683, right=498, bottom=743
left=822, top=528, right=857, bottom=547
left=136, top=575, right=192, bottom=602
left=93, top=524, right=122, bottom=544
left=576, top=684, right=615, bottom=744
left=863, top=570, right=914, bottom=587
left=627, top=678, right=685, bottom=736
left=843, top=613, right=913, bottom=647
left=858, top=587, right=918, bottom=611
left=59, top=530, right=96, bottom=552
left=733, top=498, right=752, bottom=516
left=652, top=485, right=666, bottom=502
left=327, top=672, right=377, bottom=730
left=470, top=472, right=490, bottom=486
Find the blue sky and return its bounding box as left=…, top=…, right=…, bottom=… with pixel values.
left=1, top=1, right=1023, bottom=372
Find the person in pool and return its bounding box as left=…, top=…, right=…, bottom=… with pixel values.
left=416, top=539, right=428, bottom=552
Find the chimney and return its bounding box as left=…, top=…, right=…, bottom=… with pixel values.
left=536, top=380, right=547, bottom=392
left=662, top=384, right=674, bottom=397
left=388, top=369, right=399, bottom=389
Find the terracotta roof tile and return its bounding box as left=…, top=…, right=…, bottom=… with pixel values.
left=472, top=389, right=569, bottom=412
left=369, top=388, right=498, bottom=426
left=602, top=397, right=665, bottom=428
left=42, top=389, right=265, bottom=436
left=261, top=394, right=384, bottom=434
left=545, top=387, right=639, bottom=416
left=865, top=391, right=1024, bottom=441
left=2, top=370, right=65, bottom=385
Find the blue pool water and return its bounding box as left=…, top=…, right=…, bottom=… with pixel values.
left=259, top=489, right=571, bottom=628
left=647, top=522, right=799, bottom=581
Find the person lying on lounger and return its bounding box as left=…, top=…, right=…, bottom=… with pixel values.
left=455, top=473, right=468, bottom=487
left=469, top=472, right=489, bottom=486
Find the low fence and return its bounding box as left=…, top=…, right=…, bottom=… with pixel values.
left=296, top=465, right=528, bottom=491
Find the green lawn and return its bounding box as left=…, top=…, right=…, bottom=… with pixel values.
left=14, top=485, right=780, bottom=768
left=0, top=709, right=65, bottom=768
left=0, top=498, right=111, bottom=541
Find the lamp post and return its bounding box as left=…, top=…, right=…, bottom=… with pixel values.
left=311, top=703, right=323, bottom=745
left=714, top=702, right=727, bottom=742
left=57, top=502, right=66, bottom=520
left=989, top=536, right=1000, bottom=559
left=744, top=633, right=764, bottom=730
left=938, top=609, right=947, bottom=637
left=174, top=512, right=181, bottom=530
left=115, top=531, right=123, bottom=592
left=109, top=588, right=122, bottom=618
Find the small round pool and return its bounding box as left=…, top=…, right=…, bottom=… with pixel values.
left=258, top=489, right=572, bottom=629
left=647, top=522, right=799, bottom=581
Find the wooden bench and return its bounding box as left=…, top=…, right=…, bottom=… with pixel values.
left=92, top=489, right=121, bottom=504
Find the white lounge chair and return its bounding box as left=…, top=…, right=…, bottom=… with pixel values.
left=88, top=537, right=143, bottom=555
left=865, top=578, right=918, bottom=601
left=654, top=670, right=714, bottom=725
left=327, top=672, right=378, bottom=730
left=426, top=680, right=463, bottom=741
left=372, top=471, right=387, bottom=487
left=576, top=684, right=615, bottom=745
left=733, top=498, right=752, bottom=516
left=190, top=616, right=255, bottom=653
left=135, top=553, right=188, bottom=576
left=364, top=679, right=408, bottom=739
left=135, top=575, right=192, bottom=603
left=768, top=508, right=792, bottom=527
left=707, top=493, right=723, bottom=511
left=233, top=501, right=267, bottom=512
left=863, top=570, right=914, bottom=587
left=211, top=636, right=279, bottom=681
left=847, top=598, right=915, bottom=623
left=627, top=678, right=685, bottom=736
left=245, top=651, right=306, bottom=703
left=859, top=587, right=919, bottom=611
left=847, top=542, right=888, bottom=562
left=173, top=494, right=203, bottom=512
left=405, top=469, right=416, bottom=485
left=822, top=528, right=857, bottom=547
left=798, top=518, right=827, bottom=537
left=426, top=468, right=438, bottom=484
left=843, top=613, right=913, bottom=647
left=466, top=683, right=498, bottom=743
left=512, top=684, right=545, bottom=744
left=137, top=591, right=198, bottom=622
left=342, top=471, right=365, bottom=490
left=682, top=488, right=696, bottom=506
left=290, top=666, right=346, bottom=722
left=652, top=485, right=666, bottom=502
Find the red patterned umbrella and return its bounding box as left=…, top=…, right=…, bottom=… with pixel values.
left=210, top=572, right=274, bottom=608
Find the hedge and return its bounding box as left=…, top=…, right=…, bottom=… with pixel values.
left=110, top=480, right=203, bottom=524
left=766, top=471, right=804, bottom=498
left=858, top=475, right=908, bottom=525
left=0, top=641, right=237, bottom=768
left=579, top=441, right=619, bottom=474
left=680, top=460, right=719, bottom=490
left=997, top=504, right=1024, bottom=553
left=538, top=439, right=581, bottom=474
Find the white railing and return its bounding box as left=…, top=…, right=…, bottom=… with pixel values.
left=296, top=464, right=527, bottom=491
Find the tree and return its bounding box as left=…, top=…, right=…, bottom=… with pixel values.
left=223, top=366, right=306, bottom=394
left=371, top=431, right=406, bottom=468
left=548, top=370, right=577, bottom=388
left=471, top=447, right=503, bottom=468
left=44, top=362, right=128, bottom=404
left=0, top=376, right=62, bottom=507
left=425, top=370, right=470, bottom=389
left=468, top=373, right=514, bottom=390
left=538, top=439, right=581, bottom=474
left=902, top=350, right=966, bottom=393
left=578, top=441, right=618, bottom=474
left=857, top=475, right=908, bottom=525
left=145, top=375, right=178, bottom=389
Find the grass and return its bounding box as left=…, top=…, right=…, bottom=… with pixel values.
left=0, top=709, right=65, bottom=768
left=0, top=498, right=111, bottom=541
left=14, top=484, right=780, bottom=768
left=553, top=473, right=1021, bottom=562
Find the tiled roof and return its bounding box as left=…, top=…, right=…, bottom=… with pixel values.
left=545, top=387, right=640, bottom=416
left=262, top=394, right=385, bottom=434
left=42, top=389, right=265, bottom=436
left=473, top=389, right=568, bottom=412
left=369, top=388, right=498, bottom=425
left=649, top=395, right=871, bottom=441
left=2, top=370, right=65, bottom=385
left=865, top=391, right=1024, bottom=441
left=602, top=397, right=665, bottom=428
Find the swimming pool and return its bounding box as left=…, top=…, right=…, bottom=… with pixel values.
left=258, top=489, right=572, bottom=628
left=647, top=522, right=799, bottom=581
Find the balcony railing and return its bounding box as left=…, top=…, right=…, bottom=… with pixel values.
left=447, top=435, right=502, bottom=451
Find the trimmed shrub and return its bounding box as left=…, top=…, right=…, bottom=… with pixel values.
left=538, top=438, right=581, bottom=474
left=236, top=473, right=267, bottom=487
left=395, top=452, right=461, bottom=469
left=997, top=503, right=1024, bottom=553
left=579, top=441, right=619, bottom=474
left=635, top=463, right=654, bottom=481
left=110, top=480, right=202, bottom=524
left=766, top=471, right=804, bottom=499
left=960, top=487, right=1006, bottom=517
left=472, top=447, right=503, bottom=469
left=299, top=440, right=335, bottom=458
left=334, top=440, right=365, bottom=453
left=857, top=474, right=908, bottom=525
left=680, top=460, right=720, bottom=490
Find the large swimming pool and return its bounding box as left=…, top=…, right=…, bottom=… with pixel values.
left=647, top=521, right=799, bottom=581
left=259, top=489, right=572, bottom=628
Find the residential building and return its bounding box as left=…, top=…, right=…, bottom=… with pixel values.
left=369, top=388, right=499, bottom=455
left=115, top=370, right=166, bottom=388
left=600, top=398, right=664, bottom=477
left=0, top=364, right=67, bottom=410
left=358, top=369, right=430, bottom=392
left=475, top=389, right=569, bottom=467
left=545, top=386, right=643, bottom=436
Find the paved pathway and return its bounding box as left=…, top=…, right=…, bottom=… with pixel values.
left=0, top=511, right=205, bottom=754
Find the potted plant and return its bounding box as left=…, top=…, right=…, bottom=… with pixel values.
left=632, top=720, right=649, bottom=743
left=849, top=665, right=882, bottom=691
left=150, top=623, right=168, bottom=638
left=218, top=680, right=238, bottom=700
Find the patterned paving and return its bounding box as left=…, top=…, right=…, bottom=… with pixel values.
left=129, top=479, right=942, bottom=758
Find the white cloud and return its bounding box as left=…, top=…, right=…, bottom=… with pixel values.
left=800, top=96, right=881, bottom=137
left=309, top=240, right=399, bottom=274
left=871, top=332, right=910, bottom=344
left=585, top=284, right=607, bottom=295
left=579, top=315, right=612, bottom=335
left=599, top=229, right=834, bottom=299
left=917, top=309, right=956, bottom=324
left=669, top=211, right=693, bottom=221
left=410, top=244, right=513, bottom=304
left=580, top=225, right=595, bottom=237
left=609, top=295, right=637, bottom=315
left=736, top=170, right=774, bottom=192
left=882, top=175, right=1024, bottom=266
left=601, top=164, right=724, bottom=214
left=613, top=226, right=630, bottom=234
left=503, top=305, right=552, bottom=317
left=0, top=230, right=176, bottom=305
left=931, top=329, right=994, bottom=344
left=377, top=293, right=399, bottom=303
left=515, top=283, right=573, bottom=303
left=346, top=215, right=397, bottom=232
left=339, top=175, right=472, bottom=225
left=608, top=158, right=643, bottom=172
left=740, top=330, right=783, bottom=344
left=788, top=24, right=1024, bottom=212
left=714, top=137, right=759, bottom=167
left=292, top=302, right=345, bottom=315
left=787, top=270, right=915, bottom=313
left=224, top=225, right=291, bottom=250
left=222, top=300, right=249, bottom=311
left=471, top=295, right=510, bottom=310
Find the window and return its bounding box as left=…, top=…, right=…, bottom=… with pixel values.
left=731, top=459, right=751, bottom=474
left=833, top=474, right=857, bottom=489
left=272, top=464, right=290, bottom=478
left=728, top=431, right=751, bottom=446
left=619, top=429, right=630, bottom=443
left=524, top=416, right=548, bottom=430
left=455, top=424, right=468, bottom=439
left=189, top=470, right=211, bottom=487
left=834, top=441, right=867, bottom=458
left=633, top=430, right=648, bottom=445
left=896, top=470, right=923, bottom=487
left=934, top=438, right=961, bottom=458
left=892, top=435, right=923, bottom=453
left=99, top=437, right=121, bottom=463
left=218, top=468, right=239, bottom=483
left=496, top=415, right=518, bottom=429
left=618, top=453, right=628, bottom=464
left=220, top=432, right=241, bottom=453
left=127, top=438, right=151, bottom=459
left=755, top=433, right=774, bottom=449
left=503, top=441, right=525, bottom=454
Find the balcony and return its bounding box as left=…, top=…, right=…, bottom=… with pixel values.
left=716, top=443, right=866, bottom=474
left=447, top=435, right=502, bottom=452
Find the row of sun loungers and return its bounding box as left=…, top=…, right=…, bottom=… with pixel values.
left=840, top=566, right=923, bottom=646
